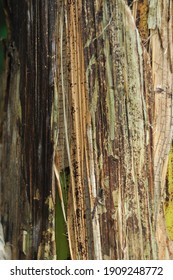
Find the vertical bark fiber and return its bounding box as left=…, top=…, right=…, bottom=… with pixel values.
left=1, top=0, right=56, bottom=259
left=54, top=0, right=156, bottom=259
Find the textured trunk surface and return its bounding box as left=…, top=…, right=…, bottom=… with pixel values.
left=0, top=0, right=173, bottom=260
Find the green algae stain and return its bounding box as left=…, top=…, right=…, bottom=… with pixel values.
left=164, top=144, right=173, bottom=240
left=55, top=167, right=71, bottom=259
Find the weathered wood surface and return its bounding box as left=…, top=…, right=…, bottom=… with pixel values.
left=59, top=0, right=156, bottom=260
left=0, top=0, right=173, bottom=259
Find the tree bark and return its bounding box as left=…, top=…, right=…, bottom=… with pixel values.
left=0, top=0, right=173, bottom=260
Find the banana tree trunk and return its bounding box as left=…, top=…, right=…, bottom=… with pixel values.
left=0, top=0, right=173, bottom=260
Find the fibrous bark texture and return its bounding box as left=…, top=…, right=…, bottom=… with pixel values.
left=0, top=0, right=173, bottom=260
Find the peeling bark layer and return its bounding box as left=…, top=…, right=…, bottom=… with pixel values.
left=53, top=0, right=156, bottom=259
left=82, top=0, right=156, bottom=260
